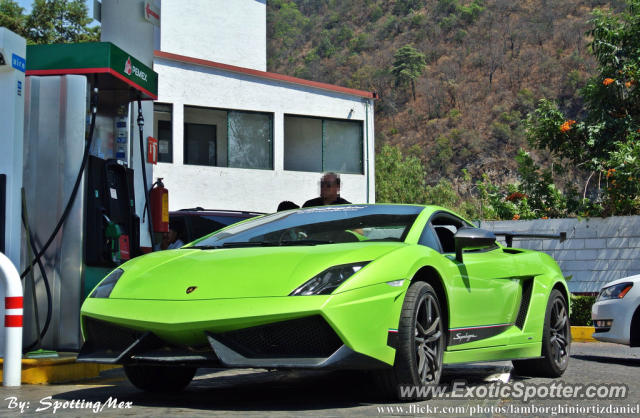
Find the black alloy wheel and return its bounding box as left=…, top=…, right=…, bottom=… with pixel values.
left=414, top=290, right=443, bottom=384
left=548, top=295, right=570, bottom=369
left=512, top=289, right=571, bottom=377
left=376, top=281, right=445, bottom=399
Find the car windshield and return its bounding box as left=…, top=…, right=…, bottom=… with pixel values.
left=191, top=205, right=423, bottom=248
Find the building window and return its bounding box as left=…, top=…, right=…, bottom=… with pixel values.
left=184, top=105, right=273, bottom=169
left=153, top=103, right=173, bottom=163
left=323, top=119, right=363, bottom=174
left=185, top=123, right=217, bottom=166
left=284, top=115, right=363, bottom=174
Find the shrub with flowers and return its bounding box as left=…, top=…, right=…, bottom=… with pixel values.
left=476, top=150, right=568, bottom=220
left=601, top=133, right=640, bottom=214
left=519, top=0, right=640, bottom=217
left=559, top=120, right=576, bottom=133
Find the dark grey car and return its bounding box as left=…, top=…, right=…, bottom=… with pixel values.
left=169, top=208, right=263, bottom=243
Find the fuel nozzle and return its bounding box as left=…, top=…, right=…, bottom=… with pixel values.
left=103, top=214, right=122, bottom=264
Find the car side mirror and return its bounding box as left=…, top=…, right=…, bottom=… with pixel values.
left=454, top=227, right=497, bottom=263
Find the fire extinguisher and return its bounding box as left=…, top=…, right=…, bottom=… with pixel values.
left=149, top=178, right=169, bottom=233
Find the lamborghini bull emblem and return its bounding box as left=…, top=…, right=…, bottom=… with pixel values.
left=186, top=286, right=197, bottom=294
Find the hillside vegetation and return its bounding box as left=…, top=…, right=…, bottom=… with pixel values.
left=266, top=0, right=624, bottom=187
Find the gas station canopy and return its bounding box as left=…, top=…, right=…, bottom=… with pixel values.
left=26, top=42, right=157, bottom=101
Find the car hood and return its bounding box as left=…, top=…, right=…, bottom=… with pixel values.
left=108, top=242, right=404, bottom=300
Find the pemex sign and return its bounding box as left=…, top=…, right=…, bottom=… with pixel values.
left=26, top=42, right=158, bottom=100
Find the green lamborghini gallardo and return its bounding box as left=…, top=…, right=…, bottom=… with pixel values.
left=78, top=204, right=571, bottom=397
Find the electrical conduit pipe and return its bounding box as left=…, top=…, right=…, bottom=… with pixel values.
left=0, top=252, right=22, bottom=386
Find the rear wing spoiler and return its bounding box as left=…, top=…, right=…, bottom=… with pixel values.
left=493, top=232, right=567, bottom=248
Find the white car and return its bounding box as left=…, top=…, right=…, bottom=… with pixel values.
left=591, top=275, right=640, bottom=346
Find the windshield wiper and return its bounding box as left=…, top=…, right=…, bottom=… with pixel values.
left=191, top=245, right=224, bottom=250
left=192, top=242, right=272, bottom=249
left=193, top=240, right=332, bottom=249
left=279, top=240, right=332, bottom=246
left=221, top=241, right=278, bottom=248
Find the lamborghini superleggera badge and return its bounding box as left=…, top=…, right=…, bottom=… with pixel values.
left=186, top=286, right=197, bottom=294
left=448, top=323, right=512, bottom=345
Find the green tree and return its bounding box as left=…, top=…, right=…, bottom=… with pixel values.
left=476, top=150, right=573, bottom=220
left=424, top=177, right=480, bottom=220
left=525, top=0, right=640, bottom=216
left=391, top=45, right=426, bottom=101
left=0, top=0, right=26, bottom=36
left=375, top=143, right=426, bottom=204
left=375, top=144, right=482, bottom=218
left=267, top=0, right=308, bottom=53
left=601, top=132, right=640, bottom=215
left=25, top=0, right=98, bottom=44
left=393, top=0, right=423, bottom=16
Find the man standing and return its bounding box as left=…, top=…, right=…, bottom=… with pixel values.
left=303, top=172, right=351, bottom=207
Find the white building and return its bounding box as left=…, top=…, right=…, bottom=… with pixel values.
left=151, top=0, right=376, bottom=213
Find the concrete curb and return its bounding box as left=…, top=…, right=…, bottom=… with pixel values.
left=571, top=326, right=597, bottom=342
left=0, top=354, right=119, bottom=384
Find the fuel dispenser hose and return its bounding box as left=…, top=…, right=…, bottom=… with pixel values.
left=137, top=99, right=155, bottom=249
left=19, top=85, right=99, bottom=352
left=21, top=190, right=51, bottom=353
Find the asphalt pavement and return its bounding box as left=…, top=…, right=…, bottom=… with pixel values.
left=0, top=342, right=637, bottom=417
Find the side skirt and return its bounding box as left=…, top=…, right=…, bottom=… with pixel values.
left=443, top=342, right=542, bottom=364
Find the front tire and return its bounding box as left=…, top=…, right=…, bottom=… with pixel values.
left=377, top=281, right=445, bottom=399
left=512, top=289, right=570, bottom=377
left=124, top=364, right=196, bottom=393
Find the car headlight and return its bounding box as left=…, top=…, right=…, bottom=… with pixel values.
left=597, top=282, right=633, bottom=301
left=90, top=268, right=124, bottom=298
left=290, top=262, right=370, bottom=296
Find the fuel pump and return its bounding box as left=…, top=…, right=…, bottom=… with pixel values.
left=0, top=28, right=26, bottom=357
left=115, top=106, right=128, bottom=162
left=22, top=41, right=158, bottom=351
left=85, top=156, right=138, bottom=266
left=0, top=28, right=26, bottom=271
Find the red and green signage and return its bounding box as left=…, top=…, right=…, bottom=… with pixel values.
left=26, top=42, right=158, bottom=100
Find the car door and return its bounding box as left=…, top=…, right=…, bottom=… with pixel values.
left=423, top=212, right=521, bottom=347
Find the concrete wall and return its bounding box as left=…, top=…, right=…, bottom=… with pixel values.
left=152, top=59, right=375, bottom=213
left=160, top=0, right=266, bottom=71
left=480, top=217, right=640, bottom=293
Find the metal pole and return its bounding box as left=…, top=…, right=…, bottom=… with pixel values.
left=0, top=252, right=22, bottom=386
left=364, top=100, right=370, bottom=203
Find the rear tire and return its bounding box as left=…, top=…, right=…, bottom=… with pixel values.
left=512, top=289, right=570, bottom=377
left=124, top=365, right=196, bottom=393
left=376, top=281, right=445, bottom=400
